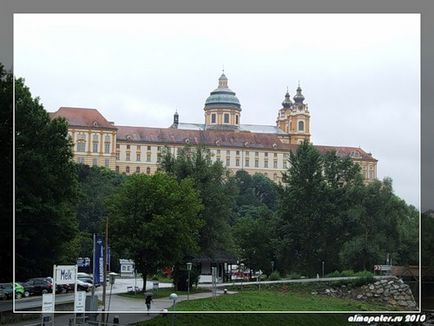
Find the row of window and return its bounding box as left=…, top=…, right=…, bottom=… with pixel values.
left=115, top=166, right=152, bottom=174
left=117, top=151, right=161, bottom=163
left=118, top=144, right=160, bottom=151
left=76, top=141, right=111, bottom=154
left=220, top=157, right=286, bottom=169
left=77, top=157, right=111, bottom=168
left=76, top=133, right=112, bottom=142
left=210, top=113, right=239, bottom=125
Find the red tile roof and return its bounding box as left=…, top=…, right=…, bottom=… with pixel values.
left=116, top=125, right=292, bottom=151
left=50, top=107, right=117, bottom=130
left=50, top=107, right=376, bottom=161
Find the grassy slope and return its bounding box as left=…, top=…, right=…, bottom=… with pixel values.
left=136, top=313, right=350, bottom=326
left=170, top=290, right=391, bottom=311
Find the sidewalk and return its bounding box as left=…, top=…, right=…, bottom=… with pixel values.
left=11, top=289, right=237, bottom=326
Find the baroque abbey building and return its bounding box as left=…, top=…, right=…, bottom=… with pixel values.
left=50, top=73, right=377, bottom=182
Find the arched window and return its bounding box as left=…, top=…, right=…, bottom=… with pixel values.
left=298, top=121, right=304, bottom=131
left=224, top=113, right=229, bottom=124
left=211, top=114, right=216, bottom=124
left=126, top=166, right=130, bottom=173
left=146, top=167, right=151, bottom=174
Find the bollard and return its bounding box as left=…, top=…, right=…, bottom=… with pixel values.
left=113, top=315, right=120, bottom=324
left=224, top=288, right=227, bottom=294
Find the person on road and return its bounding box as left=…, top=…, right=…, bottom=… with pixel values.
left=145, top=293, right=153, bottom=315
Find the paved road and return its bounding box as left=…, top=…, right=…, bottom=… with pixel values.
left=10, top=289, right=235, bottom=326
left=1, top=279, right=173, bottom=313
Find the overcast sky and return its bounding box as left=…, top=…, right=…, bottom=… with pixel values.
left=14, top=14, right=420, bottom=208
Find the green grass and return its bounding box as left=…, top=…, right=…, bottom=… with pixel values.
left=135, top=314, right=351, bottom=326
left=167, top=290, right=391, bottom=311
left=118, top=287, right=210, bottom=299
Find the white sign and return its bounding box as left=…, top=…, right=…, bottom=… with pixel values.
left=42, top=293, right=54, bottom=312
left=55, top=265, right=77, bottom=284
left=74, top=291, right=86, bottom=312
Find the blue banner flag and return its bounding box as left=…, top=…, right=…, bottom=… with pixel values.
left=94, top=235, right=104, bottom=285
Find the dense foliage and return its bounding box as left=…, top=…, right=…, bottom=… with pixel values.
left=15, top=76, right=79, bottom=279
left=0, top=64, right=13, bottom=282
left=160, top=146, right=237, bottom=257
left=108, top=173, right=203, bottom=290
left=276, top=141, right=418, bottom=276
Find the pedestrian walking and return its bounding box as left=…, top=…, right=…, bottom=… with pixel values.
left=145, top=293, right=153, bottom=315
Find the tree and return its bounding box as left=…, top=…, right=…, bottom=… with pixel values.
left=15, top=77, right=79, bottom=279
left=160, top=145, right=237, bottom=257
left=277, top=141, right=326, bottom=275
left=109, top=173, right=203, bottom=291
left=0, top=64, right=13, bottom=281
left=232, top=206, right=278, bottom=275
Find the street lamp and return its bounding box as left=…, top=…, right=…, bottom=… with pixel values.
left=169, top=293, right=178, bottom=326
left=106, top=272, right=118, bottom=324
left=186, top=262, right=192, bottom=301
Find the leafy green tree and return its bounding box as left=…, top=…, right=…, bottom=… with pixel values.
left=109, top=173, right=203, bottom=290
left=15, top=77, right=79, bottom=279
left=338, top=178, right=419, bottom=270
left=0, top=64, right=13, bottom=282
left=277, top=141, right=326, bottom=275
left=233, top=206, right=277, bottom=275
left=160, top=145, right=237, bottom=257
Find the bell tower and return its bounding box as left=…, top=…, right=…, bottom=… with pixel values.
left=276, top=84, right=311, bottom=144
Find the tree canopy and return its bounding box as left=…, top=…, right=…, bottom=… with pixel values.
left=0, top=64, right=13, bottom=282
left=109, top=173, right=203, bottom=290
left=15, top=76, right=79, bottom=279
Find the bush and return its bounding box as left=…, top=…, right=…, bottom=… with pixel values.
left=326, top=270, right=342, bottom=278
left=172, top=265, right=200, bottom=291
left=340, top=270, right=355, bottom=277
left=287, top=272, right=302, bottom=280
left=268, top=271, right=281, bottom=281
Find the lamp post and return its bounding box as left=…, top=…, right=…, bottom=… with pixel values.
left=322, top=261, right=325, bottom=278
left=169, top=293, right=178, bottom=326
left=186, top=262, right=192, bottom=301
left=106, top=272, right=118, bottom=324
left=271, top=261, right=275, bottom=274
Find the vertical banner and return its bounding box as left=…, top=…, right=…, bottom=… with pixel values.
left=94, top=235, right=104, bottom=286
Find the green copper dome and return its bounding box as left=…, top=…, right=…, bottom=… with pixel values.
left=204, top=73, right=241, bottom=109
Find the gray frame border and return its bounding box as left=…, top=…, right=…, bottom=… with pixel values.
left=2, top=0, right=432, bottom=316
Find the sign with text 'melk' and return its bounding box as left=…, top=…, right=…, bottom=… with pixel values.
left=55, top=265, right=77, bottom=284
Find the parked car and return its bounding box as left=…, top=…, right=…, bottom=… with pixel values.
left=0, top=283, right=27, bottom=299
left=77, top=279, right=93, bottom=292
left=22, top=278, right=52, bottom=296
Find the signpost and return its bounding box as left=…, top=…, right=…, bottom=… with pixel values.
left=52, top=265, right=78, bottom=314
left=41, top=293, right=54, bottom=325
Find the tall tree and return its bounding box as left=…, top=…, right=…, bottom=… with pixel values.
left=160, top=145, right=237, bottom=256
left=277, top=141, right=326, bottom=275
left=15, top=77, right=79, bottom=279
left=109, top=173, right=203, bottom=290
left=0, top=64, right=13, bottom=282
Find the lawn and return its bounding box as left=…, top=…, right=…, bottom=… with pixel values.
left=168, top=289, right=392, bottom=311
left=135, top=313, right=351, bottom=326
left=119, top=287, right=211, bottom=299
